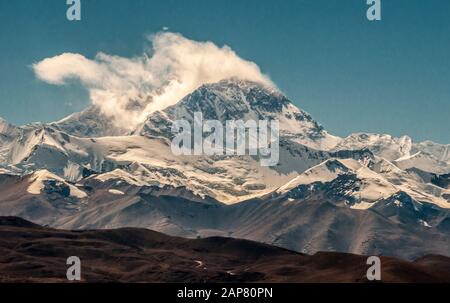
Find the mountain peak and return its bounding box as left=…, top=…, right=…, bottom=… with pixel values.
left=0, top=118, right=19, bottom=145
left=180, top=77, right=290, bottom=118
left=136, top=78, right=341, bottom=150
left=0, top=117, right=15, bottom=133
left=201, top=77, right=281, bottom=96
left=51, top=106, right=125, bottom=138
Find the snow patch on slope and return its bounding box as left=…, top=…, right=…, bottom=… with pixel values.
left=27, top=170, right=87, bottom=199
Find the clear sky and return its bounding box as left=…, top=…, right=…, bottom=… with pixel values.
left=0, top=0, right=449, bottom=143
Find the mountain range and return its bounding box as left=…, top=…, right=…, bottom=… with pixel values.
left=0, top=78, right=449, bottom=260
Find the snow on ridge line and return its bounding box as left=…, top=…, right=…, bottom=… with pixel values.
left=275, top=157, right=450, bottom=210
left=396, top=151, right=422, bottom=162
left=277, top=158, right=351, bottom=193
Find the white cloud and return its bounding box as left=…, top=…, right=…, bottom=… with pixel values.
left=32, top=32, right=274, bottom=130
left=33, top=53, right=102, bottom=85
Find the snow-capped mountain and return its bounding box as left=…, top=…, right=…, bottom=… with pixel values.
left=136, top=78, right=341, bottom=150
left=51, top=106, right=126, bottom=138
left=0, top=118, right=18, bottom=140
left=394, top=151, right=450, bottom=175
left=0, top=77, right=449, bottom=260
left=334, top=133, right=450, bottom=175
left=413, top=141, right=450, bottom=163
left=277, top=157, right=450, bottom=210
left=0, top=118, right=19, bottom=165
left=0, top=79, right=369, bottom=203
left=333, top=133, right=412, bottom=161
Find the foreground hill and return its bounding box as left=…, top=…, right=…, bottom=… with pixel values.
left=0, top=217, right=449, bottom=283
left=0, top=79, right=449, bottom=261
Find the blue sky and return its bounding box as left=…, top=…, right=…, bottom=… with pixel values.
left=0, top=0, right=449, bottom=143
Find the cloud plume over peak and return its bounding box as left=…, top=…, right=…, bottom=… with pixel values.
left=32, top=32, right=274, bottom=130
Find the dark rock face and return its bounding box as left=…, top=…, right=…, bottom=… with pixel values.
left=367, top=192, right=450, bottom=233
left=432, top=173, right=450, bottom=189
left=43, top=179, right=70, bottom=197
left=331, top=149, right=374, bottom=162
left=438, top=217, right=450, bottom=232
left=284, top=174, right=360, bottom=205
